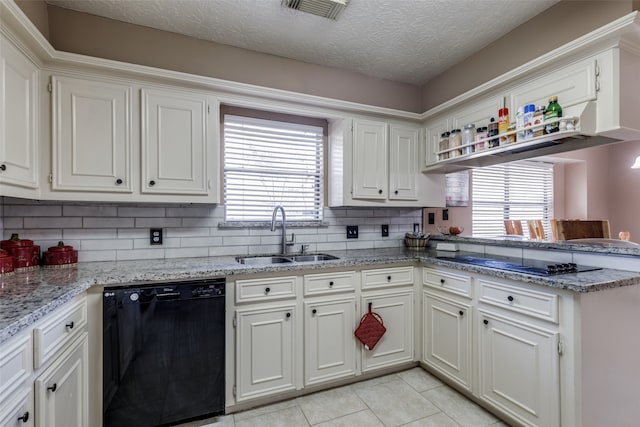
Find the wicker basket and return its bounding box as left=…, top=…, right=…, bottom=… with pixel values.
left=404, top=237, right=430, bottom=249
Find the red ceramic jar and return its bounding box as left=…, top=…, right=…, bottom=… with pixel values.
left=0, top=234, right=40, bottom=271
left=43, top=241, right=78, bottom=268
left=0, top=249, right=15, bottom=275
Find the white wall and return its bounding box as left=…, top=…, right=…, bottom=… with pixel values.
left=0, top=197, right=422, bottom=262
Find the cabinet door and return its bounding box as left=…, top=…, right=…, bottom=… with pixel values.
left=34, top=333, right=88, bottom=427
left=452, top=95, right=504, bottom=130
left=0, top=388, right=34, bottom=427
left=509, top=57, right=597, bottom=114
left=361, top=289, right=414, bottom=371
left=478, top=311, right=560, bottom=427
left=52, top=75, right=132, bottom=192
left=304, top=298, right=356, bottom=386
left=424, top=115, right=449, bottom=166
left=141, top=88, right=208, bottom=195
left=352, top=119, right=387, bottom=199
left=423, top=292, right=471, bottom=391
left=0, top=35, right=38, bottom=191
left=389, top=126, right=418, bottom=200
left=236, top=304, right=296, bottom=402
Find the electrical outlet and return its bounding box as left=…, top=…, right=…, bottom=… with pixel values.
left=346, top=225, right=359, bottom=239
left=442, top=209, right=449, bottom=221
left=381, top=224, right=389, bottom=237
left=150, top=228, right=163, bottom=245
left=428, top=212, right=435, bottom=224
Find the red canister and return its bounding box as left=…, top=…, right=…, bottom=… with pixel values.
left=43, top=241, right=78, bottom=268
left=0, top=249, right=15, bottom=275
left=0, top=234, right=40, bottom=271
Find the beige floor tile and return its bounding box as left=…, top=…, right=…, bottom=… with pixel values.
left=313, top=409, right=384, bottom=427
left=297, top=385, right=367, bottom=425
left=355, top=378, right=440, bottom=426
left=401, top=412, right=459, bottom=427
left=233, top=399, right=299, bottom=422
left=234, top=406, right=309, bottom=427
left=421, top=386, right=498, bottom=427
left=489, top=422, right=511, bottom=426
left=350, top=372, right=399, bottom=390
left=175, top=414, right=235, bottom=426
left=397, top=368, right=444, bottom=393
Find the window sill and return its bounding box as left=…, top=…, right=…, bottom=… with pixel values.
left=218, top=221, right=329, bottom=229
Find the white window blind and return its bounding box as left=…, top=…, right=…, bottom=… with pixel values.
left=224, top=114, right=324, bottom=222
left=471, top=160, right=553, bottom=238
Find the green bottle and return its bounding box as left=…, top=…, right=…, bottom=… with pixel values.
left=544, top=96, right=562, bottom=134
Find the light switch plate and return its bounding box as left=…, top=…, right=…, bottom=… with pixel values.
left=381, top=224, right=389, bottom=237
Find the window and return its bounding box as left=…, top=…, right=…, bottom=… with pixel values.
left=223, top=114, right=324, bottom=222
left=472, top=160, right=553, bottom=237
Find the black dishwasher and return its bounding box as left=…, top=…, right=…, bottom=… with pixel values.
left=103, top=278, right=225, bottom=427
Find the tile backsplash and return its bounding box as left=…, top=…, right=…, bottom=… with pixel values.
left=0, top=197, right=422, bottom=262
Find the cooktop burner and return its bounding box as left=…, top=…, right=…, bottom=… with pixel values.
left=436, top=255, right=602, bottom=276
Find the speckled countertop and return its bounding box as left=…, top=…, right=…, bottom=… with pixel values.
left=2, top=247, right=639, bottom=345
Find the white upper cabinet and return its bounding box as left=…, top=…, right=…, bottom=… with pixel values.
left=352, top=119, right=388, bottom=199
left=0, top=34, right=38, bottom=195
left=141, top=88, right=209, bottom=195
left=51, top=75, right=133, bottom=193
left=389, top=126, right=418, bottom=200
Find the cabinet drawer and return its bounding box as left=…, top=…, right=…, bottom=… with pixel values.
left=235, top=276, right=297, bottom=303
left=33, top=297, right=87, bottom=369
left=478, top=279, right=558, bottom=323
left=0, top=333, right=31, bottom=407
left=0, top=387, right=33, bottom=427
left=423, top=268, right=472, bottom=298
left=362, top=266, right=413, bottom=289
left=304, top=271, right=356, bottom=296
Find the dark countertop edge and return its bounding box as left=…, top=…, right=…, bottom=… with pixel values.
left=430, top=235, right=640, bottom=256
left=2, top=248, right=639, bottom=345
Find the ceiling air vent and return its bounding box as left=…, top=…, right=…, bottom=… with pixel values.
left=282, top=0, right=349, bottom=20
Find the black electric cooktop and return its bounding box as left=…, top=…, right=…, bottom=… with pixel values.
left=436, top=254, right=602, bottom=276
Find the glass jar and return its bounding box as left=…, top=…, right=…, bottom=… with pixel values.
left=461, top=124, right=476, bottom=155
left=475, top=126, right=488, bottom=151
left=448, top=129, right=462, bottom=158
left=439, top=131, right=450, bottom=160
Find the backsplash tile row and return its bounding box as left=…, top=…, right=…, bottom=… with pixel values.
left=0, top=197, right=422, bottom=262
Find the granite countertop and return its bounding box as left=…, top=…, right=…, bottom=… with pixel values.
left=2, top=247, right=640, bottom=345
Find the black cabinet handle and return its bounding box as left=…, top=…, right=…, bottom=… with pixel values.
left=378, top=189, right=383, bottom=194
left=47, top=383, right=57, bottom=392
left=265, top=287, right=271, bottom=293
left=387, top=276, right=391, bottom=281
left=507, top=295, right=514, bottom=302
left=483, top=319, right=489, bottom=325
left=459, top=310, right=464, bottom=316
left=0, top=164, right=6, bottom=171
left=66, top=321, right=74, bottom=329
left=17, top=412, right=29, bottom=423
left=286, top=312, right=291, bottom=318
left=149, top=180, right=156, bottom=186
left=329, top=281, right=334, bottom=287
left=312, top=309, right=317, bottom=314
left=394, top=190, right=398, bottom=195
left=440, top=278, right=445, bottom=284
left=116, top=178, right=123, bottom=185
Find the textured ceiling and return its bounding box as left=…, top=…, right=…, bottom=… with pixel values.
left=46, top=0, right=559, bottom=85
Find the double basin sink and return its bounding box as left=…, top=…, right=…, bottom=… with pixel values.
left=236, top=253, right=339, bottom=265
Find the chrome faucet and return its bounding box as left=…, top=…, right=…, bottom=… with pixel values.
left=271, top=205, right=295, bottom=255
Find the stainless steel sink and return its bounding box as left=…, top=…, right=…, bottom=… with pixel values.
left=236, top=253, right=339, bottom=264
left=289, top=254, right=340, bottom=262
left=236, top=256, right=292, bottom=265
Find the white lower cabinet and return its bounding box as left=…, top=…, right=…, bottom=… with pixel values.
left=422, top=291, right=471, bottom=391
left=0, top=387, right=34, bottom=427
left=34, top=333, right=88, bottom=427
left=304, top=298, right=356, bottom=386
left=478, top=310, right=560, bottom=427
left=361, top=289, right=414, bottom=372
left=235, top=304, right=297, bottom=402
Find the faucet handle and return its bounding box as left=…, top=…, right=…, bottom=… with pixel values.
left=301, top=244, right=310, bottom=254
left=286, top=233, right=295, bottom=246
